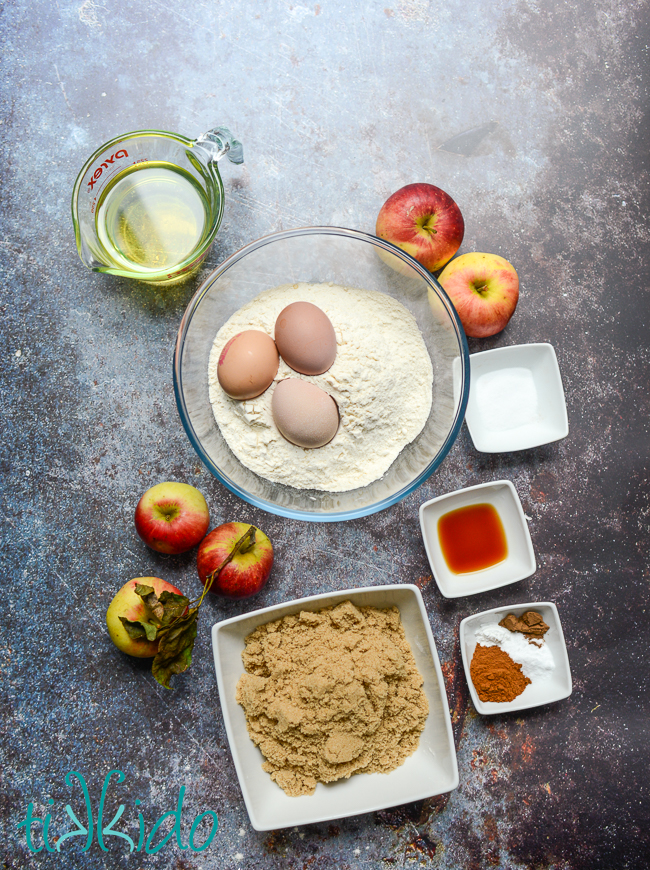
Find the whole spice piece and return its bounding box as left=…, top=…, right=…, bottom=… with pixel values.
left=470, top=643, right=531, bottom=703
left=499, top=610, right=549, bottom=639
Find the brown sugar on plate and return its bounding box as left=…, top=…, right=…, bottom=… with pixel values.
left=235, top=600, right=429, bottom=796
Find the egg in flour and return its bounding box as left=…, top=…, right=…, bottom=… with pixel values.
left=274, top=301, right=337, bottom=375
left=208, top=282, right=433, bottom=492
left=272, top=379, right=339, bottom=448
left=217, top=330, right=279, bottom=399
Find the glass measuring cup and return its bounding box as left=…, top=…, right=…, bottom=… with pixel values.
left=71, top=126, right=243, bottom=284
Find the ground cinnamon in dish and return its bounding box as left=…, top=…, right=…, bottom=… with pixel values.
left=235, top=600, right=429, bottom=796
left=470, top=643, right=531, bottom=702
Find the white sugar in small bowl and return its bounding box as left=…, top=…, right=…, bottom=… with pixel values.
left=459, top=602, right=572, bottom=715
left=465, top=343, right=569, bottom=453
left=211, top=584, right=459, bottom=831
left=419, top=480, right=536, bottom=598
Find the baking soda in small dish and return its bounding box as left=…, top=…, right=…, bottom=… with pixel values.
left=465, top=344, right=569, bottom=453
left=475, top=368, right=539, bottom=432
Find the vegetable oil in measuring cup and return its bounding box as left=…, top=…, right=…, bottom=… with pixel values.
left=95, top=162, right=211, bottom=276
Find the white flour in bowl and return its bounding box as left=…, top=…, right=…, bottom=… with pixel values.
left=208, top=282, right=433, bottom=492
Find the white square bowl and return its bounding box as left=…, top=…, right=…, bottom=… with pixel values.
left=211, top=584, right=459, bottom=831
left=419, top=480, right=536, bottom=598
left=459, top=601, right=572, bottom=714
left=465, top=343, right=569, bottom=452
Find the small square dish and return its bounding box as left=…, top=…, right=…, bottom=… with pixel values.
left=465, top=343, right=569, bottom=452
left=459, top=601, right=572, bottom=714
left=211, top=585, right=459, bottom=831
left=419, top=480, right=536, bottom=598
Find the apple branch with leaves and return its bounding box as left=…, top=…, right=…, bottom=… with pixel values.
left=119, top=525, right=258, bottom=689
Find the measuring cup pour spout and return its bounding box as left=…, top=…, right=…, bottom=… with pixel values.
left=193, top=126, right=244, bottom=166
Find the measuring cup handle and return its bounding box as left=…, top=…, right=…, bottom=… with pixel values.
left=193, top=126, right=244, bottom=165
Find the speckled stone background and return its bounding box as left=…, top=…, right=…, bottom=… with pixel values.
left=2, top=0, right=649, bottom=868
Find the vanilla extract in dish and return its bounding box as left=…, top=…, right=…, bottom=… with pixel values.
left=438, top=503, right=507, bottom=573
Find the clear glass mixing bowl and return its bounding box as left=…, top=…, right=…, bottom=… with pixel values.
left=173, top=227, right=469, bottom=521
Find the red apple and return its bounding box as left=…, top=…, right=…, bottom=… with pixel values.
left=197, top=522, right=273, bottom=599
left=438, top=252, right=519, bottom=338
left=106, top=576, right=184, bottom=658
left=134, top=482, right=210, bottom=555
left=375, top=183, right=464, bottom=272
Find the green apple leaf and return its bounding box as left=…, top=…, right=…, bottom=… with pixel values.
left=142, top=621, right=160, bottom=642
left=134, top=584, right=164, bottom=623
left=151, top=608, right=199, bottom=690
left=118, top=587, right=193, bottom=652
left=119, top=616, right=160, bottom=642
left=118, top=524, right=262, bottom=689
left=133, top=585, right=190, bottom=626
left=118, top=617, right=150, bottom=641
left=157, top=591, right=191, bottom=626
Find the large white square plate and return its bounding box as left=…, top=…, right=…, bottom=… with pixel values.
left=419, top=480, right=536, bottom=598
left=211, top=584, right=459, bottom=830
left=459, top=601, right=572, bottom=714
left=465, top=343, right=569, bottom=452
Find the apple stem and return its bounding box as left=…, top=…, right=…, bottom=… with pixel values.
left=237, top=527, right=257, bottom=554
left=198, top=525, right=257, bottom=603
left=155, top=525, right=258, bottom=648
left=417, top=216, right=438, bottom=235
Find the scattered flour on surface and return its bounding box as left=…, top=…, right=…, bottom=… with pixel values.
left=208, top=282, right=433, bottom=492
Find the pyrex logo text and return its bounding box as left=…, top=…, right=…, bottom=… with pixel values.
left=87, top=149, right=128, bottom=190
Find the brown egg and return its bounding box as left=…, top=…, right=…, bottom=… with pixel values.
left=274, top=301, right=337, bottom=375
left=271, top=379, right=339, bottom=448
left=217, top=330, right=279, bottom=400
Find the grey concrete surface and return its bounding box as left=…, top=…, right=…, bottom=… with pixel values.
left=1, top=0, right=649, bottom=868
